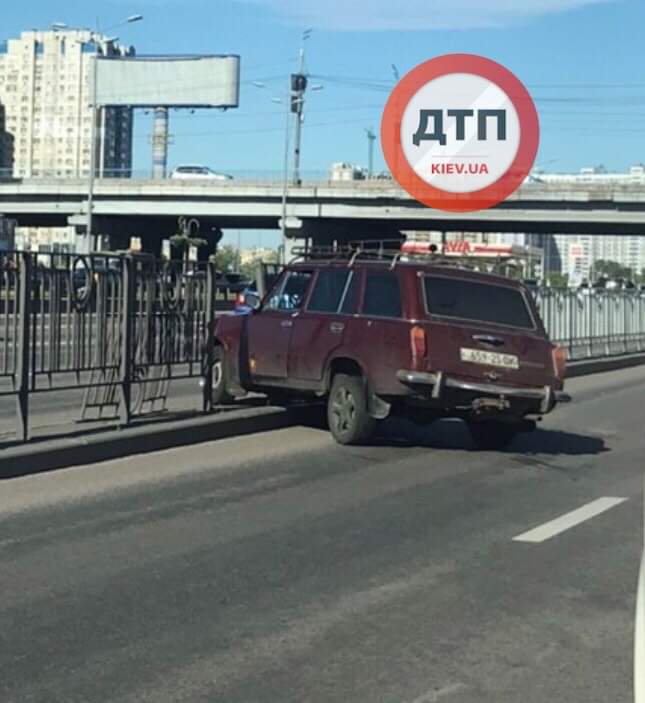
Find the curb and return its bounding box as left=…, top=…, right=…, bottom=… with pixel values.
left=2, top=352, right=643, bottom=477
left=0, top=405, right=299, bottom=479
left=566, top=352, right=645, bottom=378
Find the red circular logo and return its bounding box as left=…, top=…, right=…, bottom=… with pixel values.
left=381, top=54, right=539, bottom=212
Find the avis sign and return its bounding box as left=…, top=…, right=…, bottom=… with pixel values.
left=381, top=54, right=539, bottom=212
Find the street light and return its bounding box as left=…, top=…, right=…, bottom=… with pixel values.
left=254, top=85, right=291, bottom=263
left=80, top=14, right=143, bottom=250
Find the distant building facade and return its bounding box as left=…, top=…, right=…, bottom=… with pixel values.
left=0, top=30, right=135, bottom=251
left=0, top=214, right=16, bottom=250
left=0, top=30, right=134, bottom=179
left=550, top=234, right=645, bottom=281
left=0, top=99, right=12, bottom=176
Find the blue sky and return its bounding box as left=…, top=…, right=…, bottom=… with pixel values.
left=3, top=0, right=645, bottom=246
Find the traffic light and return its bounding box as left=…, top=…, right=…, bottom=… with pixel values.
left=291, top=73, right=307, bottom=113
left=291, top=73, right=307, bottom=92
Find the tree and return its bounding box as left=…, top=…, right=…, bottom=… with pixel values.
left=240, top=250, right=280, bottom=281
left=214, top=245, right=239, bottom=273
left=593, top=259, right=633, bottom=281
left=546, top=272, right=568, bottom=289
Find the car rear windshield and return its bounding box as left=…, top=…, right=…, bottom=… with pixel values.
left=423, top=276, right=534, bottom=329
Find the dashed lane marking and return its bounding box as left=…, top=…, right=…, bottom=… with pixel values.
left=512, top=497, right=628, bottom=543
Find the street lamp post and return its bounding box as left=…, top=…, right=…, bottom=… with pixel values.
left=277, top=93, right=291, bottom=263
left=80, top=14, right=143, bottom=251
left=86, top=48, right=99, bottom=250
left=365, top=127, right=376, bottom=179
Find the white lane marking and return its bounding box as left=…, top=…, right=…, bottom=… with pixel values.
left=635, top=549, right=645, bottom=703
left=408, top=683, right=467, bottom=703
left=513, top=497, right=628, bottom=543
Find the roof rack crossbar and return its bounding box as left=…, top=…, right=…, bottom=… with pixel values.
left=287, top=241, right=522, bottom=276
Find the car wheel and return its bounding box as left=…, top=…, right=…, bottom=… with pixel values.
left=327, top=373, right=376, bottom=445
left=468, top=421, right=519, bottom=450
left=211, top=346, right=234, bottom=406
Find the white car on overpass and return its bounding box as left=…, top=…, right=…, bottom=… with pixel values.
left=170, top=165, right=233, bottom=181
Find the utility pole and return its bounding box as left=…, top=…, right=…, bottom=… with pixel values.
left=77, top=14, right=143, bottom=251
left=290, top=29, right=324, bottom=186
left=86, top=48, right=99, bottom=251
left=291, top=30, right=310, bottom=186
left=365, top=127, right=376, bottom=179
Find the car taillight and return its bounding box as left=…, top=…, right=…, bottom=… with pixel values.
left=410, top=325, right=427, bottom=367
left=552, top=344, right=567, bottom=380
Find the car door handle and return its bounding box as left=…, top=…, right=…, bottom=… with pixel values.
left=281, top=320, right=293, bottom=328
left=330, top=322, right=345, bottom=334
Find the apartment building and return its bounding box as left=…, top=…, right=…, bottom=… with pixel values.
left=551, top=234, right=645, bottom=280
left=0, top=29, right=134, bottom=179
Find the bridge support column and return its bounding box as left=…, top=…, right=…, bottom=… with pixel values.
left=152, top=107, right=169, bottom=180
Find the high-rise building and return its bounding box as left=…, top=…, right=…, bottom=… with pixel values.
left=551, top=234, right=645, bottom=281
left=0, top=99, right=12, bottom=177
left=0, top=30, right=134, bottom=179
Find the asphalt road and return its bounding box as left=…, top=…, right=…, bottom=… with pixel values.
left=1, top=366, right=643, bottom=703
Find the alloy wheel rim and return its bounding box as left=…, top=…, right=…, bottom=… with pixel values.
left=212, top=360, right=223, bottom=389
left=331, top=386, right=357, bottom=434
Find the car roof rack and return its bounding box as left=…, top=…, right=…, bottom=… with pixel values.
left=288, top=239, right=482, bottom=271
left=288, top=240, right=530, bottom=278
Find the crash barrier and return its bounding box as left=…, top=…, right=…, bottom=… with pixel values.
left=0, top=250, right=238, bottom=441
left=535, top=289, right=645, bottom=360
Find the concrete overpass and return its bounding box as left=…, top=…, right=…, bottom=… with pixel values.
left=1, top=178, right=644, bottom=249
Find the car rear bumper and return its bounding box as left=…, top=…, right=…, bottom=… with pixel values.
left=396, top=369, right=569, bottom=414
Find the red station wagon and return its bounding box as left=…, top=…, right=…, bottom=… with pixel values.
left=210, top=250, right=568, bottom=447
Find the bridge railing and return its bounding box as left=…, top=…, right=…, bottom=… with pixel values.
left=535, top=289, right=645, bottom=360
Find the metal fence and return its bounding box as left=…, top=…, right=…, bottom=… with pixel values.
left=535, top=289, right=645, bottom=360
left=2, top=252, right=645, bottom=443
left=0, top=250, right=227, bottom=441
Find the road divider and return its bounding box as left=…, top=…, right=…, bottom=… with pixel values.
left=0, top=404, right=320, bottom=479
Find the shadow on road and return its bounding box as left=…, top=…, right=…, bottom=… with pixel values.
left=376, top=419, right=608, bottom=456
left=297, top=410, right=608, bottom=457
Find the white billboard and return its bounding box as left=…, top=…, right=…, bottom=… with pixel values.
left=95, top=55, right=240, bottom=108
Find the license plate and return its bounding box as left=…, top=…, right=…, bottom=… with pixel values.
left=460, top=347, right=519, bottom=370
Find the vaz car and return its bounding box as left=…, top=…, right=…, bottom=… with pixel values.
left=209, top=253, right=568, bottom=447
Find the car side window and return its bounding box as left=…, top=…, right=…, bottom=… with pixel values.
left=264, top=271, right=313, bottom=311
left=362, top=272, right=402, bottom=318
left=308, top=270, right=350, bottom=313
left=339, top=271, right=360, bottom=314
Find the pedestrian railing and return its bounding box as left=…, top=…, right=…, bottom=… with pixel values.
left=535, top=289, right=645, bottom=361
left=0, top=250, right=227, bottom=441
left=2, top=252, right=645, bottom=444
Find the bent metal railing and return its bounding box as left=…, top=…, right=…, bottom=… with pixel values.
left=535, top=289, right=645, bottom=361
left=0, top=250, right=221, bottom=442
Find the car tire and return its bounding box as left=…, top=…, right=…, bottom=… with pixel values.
left=327, top=373, right=376, bottom=445
left=468, top=421, right=519, bottom=450
left=211, top=346, right=234, bottom=406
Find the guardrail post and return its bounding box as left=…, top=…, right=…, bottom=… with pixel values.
left=119, top=256, right=135, bottom=426
left=15, top=251, right=31, bottom=442
left=202, top=260, right=216, bottom=413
